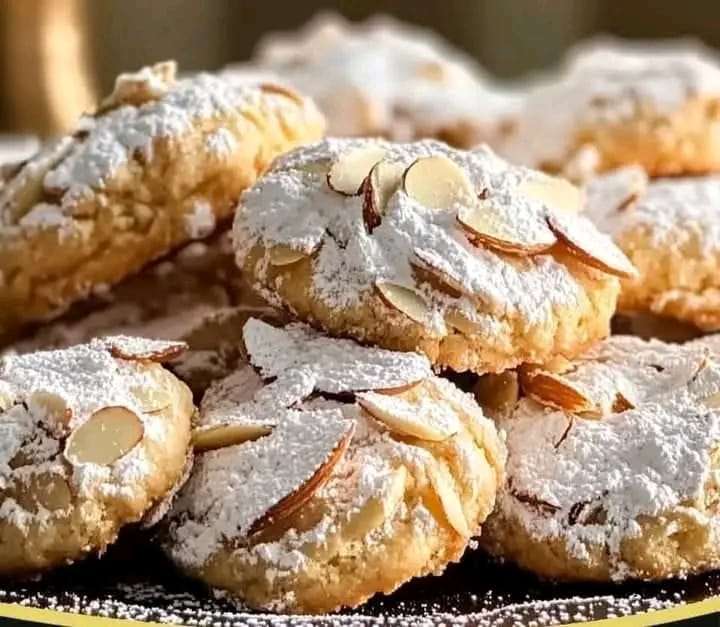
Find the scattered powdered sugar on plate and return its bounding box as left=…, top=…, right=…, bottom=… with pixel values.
left=501, top=39, right=720, bottom=170
left=587, top=167, right=720, bottom=254
left=243, top=317, right=432, bottom=392
left=234, top=139, right=627, bottom=333
left=497, top=335, right=720, bottom=575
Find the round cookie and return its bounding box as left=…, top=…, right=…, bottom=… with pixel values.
left=501, top=40, right=720, bottom=179
left=586, top=166, right=720, bottom=331
left=227, top=12, right=519, bottom=148
left=0, top=61, right=325, bottom=342
left=233, top=138, right=634, bottom=374
left=0, top=336, right=194, bottom=577
left=478, top=335, right=720, bottom=582
left=164, top=318, right=505, bottom=613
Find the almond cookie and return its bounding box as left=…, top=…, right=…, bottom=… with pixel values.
left=587, top=166, right=720, bottom=331
left=228, top=13, right=518, bottom=148
left=233, top=138, right=634, bottom=374
left=0, top=336, right=194, bottom=577
left=501, top=40, right=720, bottom=179
left=164, top=318, right=504, bottom=613
left=0, top=61, right=325, bottom=342
left=478, top=335, right=720, bottom=582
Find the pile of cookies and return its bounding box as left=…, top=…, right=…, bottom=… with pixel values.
left=3, top=15, right=720, bottom=617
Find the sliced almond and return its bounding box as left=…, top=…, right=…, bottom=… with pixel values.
left=427, top=464, right=470, bottom=537
left=65, top=406, right=144, bottom=466
left=192, top=422, right=272, bottom=453
left=305, top=465, right=407, bottom=560
left=268, top=244, right=309, bottom=267
left=519, top=368, right=595, bottom=414
left=518, top=176, right=583, bottom=213
left=104, top=337, right=187, bottom=363
left=412, top=248, right=469, bottom=298
left=403, top=156, right=474, bottom=210
left=327, top=146, right=387, bottom=196
left=457, top=200, right=556, bottom=255
left=250, top=422, right=355, bottom=535
left=375, top=281, right=431, bottom=325
left=445, top=309, right=484, bottom=335
left=27, top=391, right=71, bottom=433
left=362, top=160, right=404, bottom=233
left=547, top=212, right=637, bottom=279
left=259, top=82, right=305, bottom=105
left=358, top=391, right=459, bottom=441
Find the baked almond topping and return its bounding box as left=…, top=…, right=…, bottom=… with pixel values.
left=402, top=155, right=474, bottom=210
left=518, top=176, right=582, bottom=214
left=362, top=160, right=405, bottom=233
left=427, top=463, right=470, bottom=537
left=192, top=423, right=273, bottom=453
left=327, top=146, right=387, bottom=196
left=102, top=336, right=187, bottom=363
left=358, top=388, right=460, bottom=441
left=374, top=281, right=432, bottom=325
left=519, top=368, right=596, bottom=414
left=65, top=406, right=144, bottom=466
left=268, top=244, right=310, bottom=266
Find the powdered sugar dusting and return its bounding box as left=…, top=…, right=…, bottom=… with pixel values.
left=230, top=13, right=519, bottom=139
left=234, top=139, right=624, bottom=335
left=243, top=317, right=432, bottom=393
left=587, top=167, right=720, bottom=254
left=496, top=335, right=720, bottom=577
left=501, top=40, right=720, bottom=171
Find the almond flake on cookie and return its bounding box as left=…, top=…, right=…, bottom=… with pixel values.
left=235, top=138, right=632, bottom=373
left=243, top=317, right=432, bottom=392
left=483, top=335, right=720, bottom=581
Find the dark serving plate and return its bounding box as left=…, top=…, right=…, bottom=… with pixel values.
left=0, top=532, right=717, bottom=626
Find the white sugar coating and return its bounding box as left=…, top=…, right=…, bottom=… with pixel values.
left=0, top=339, right=183, bottom=524
left=243, top=317, right=432, bottom=392
left=231, top=12, right=520, bottom=138
left=497, top=335, right=720, bottom=573
left=586, top=167, right=720, bottom=254
left=501, top=39, right=720, bottom=169
left=235, top=138, right=628, bottom=332
left=168, top=407, right=352, bottom=566
left=0, top=134, right=39, bottom=165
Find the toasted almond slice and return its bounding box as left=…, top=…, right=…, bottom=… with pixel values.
left=327, top=146, right=387, bottom=196
left=427, top=464, right=470, bottom=537
left=305, top=465, right=407, bottom=560
left=412, top=248, right=469, bottom=297
left=250, top=422, right=355, bottom=534
left=358, top=391, right=459, bottom=441
left=362, top=160, right=405, bottom=233
left=268, top=244, right=309, bottom=266
left=259, top=82, right=305, bottom=105
left=520, top=368, right=595, bottom=414
left=65, top=406, right=144, bottom=466
left=518, top=176, right=583, bottom=213
left=403, top=156, right=474, bottom=210
left=375, top=381, right=422, bottom=396
left=192, top=422, right=272, bottom=453
left=547, top=212, right=637, bottom=279
left=457, top=199, right=556, bottom=255
left=375, top=281, right=431, bottom=325
left=444, top=309, right=484, bottom=335
left=28, top=391, right=71, bottom=433
left=104, top=336, right=187, bottom=363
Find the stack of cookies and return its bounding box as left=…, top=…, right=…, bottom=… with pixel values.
left=2, top=16, right=720, bottom=618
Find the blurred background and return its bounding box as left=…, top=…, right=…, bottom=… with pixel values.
left=2, top=0, right=719, bottom=136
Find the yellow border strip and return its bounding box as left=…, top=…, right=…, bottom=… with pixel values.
left=0, top=597, right=719, bottom=625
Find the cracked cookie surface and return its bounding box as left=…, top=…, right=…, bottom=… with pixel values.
left=0, top=61, right=324, bottom=342
left=164, top=318, right=504, bottom=613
